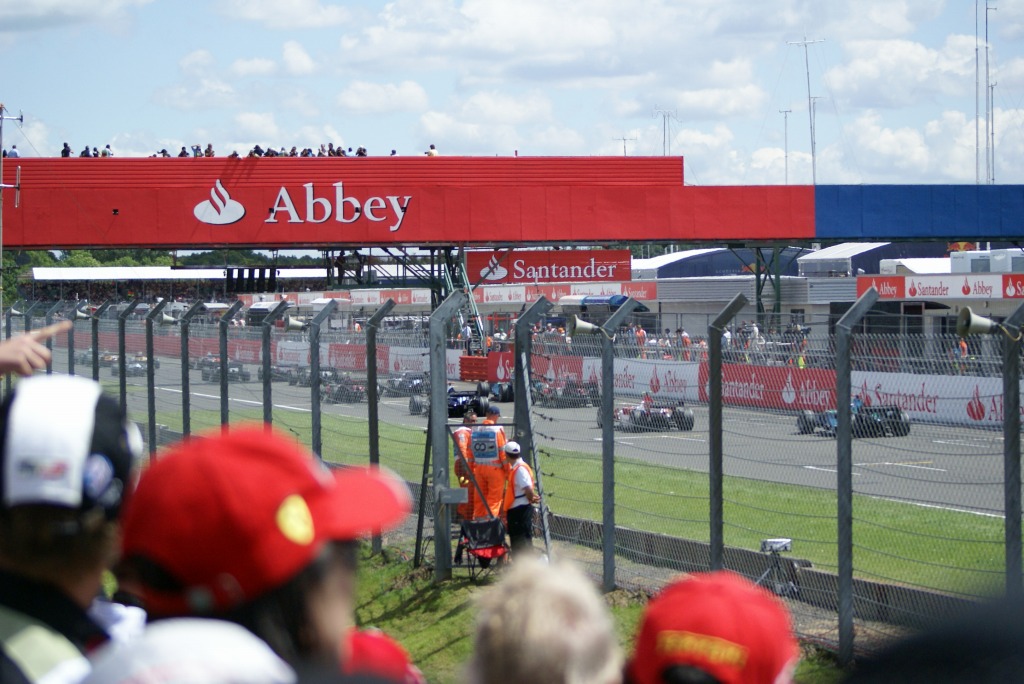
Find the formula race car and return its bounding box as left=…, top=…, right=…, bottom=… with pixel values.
left=409, top=384, right=490, bottom=418
left=597, top=397, right=695, bottom=432
left=111, top=358, right=145, bottom=377
left=202, top=361, right=252, bottom=383
left=322, top=375, right=367, bottom=404
left=535, top=378, right=599, bottom=408
left=383, top=371, right=429, bottom=397
left=796, top=403, right=911, bottom=438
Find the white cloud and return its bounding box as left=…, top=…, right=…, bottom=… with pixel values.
left=337, top=80, right=429, bottom=115
left=456, top=91, right=552, bottom=126
left=282, top=41, right=315, bottom=75
left=218, top=0, right=349, bottom=29
left=0, top=0, right=151, bottom=31
left=825, top=36, right=975, bottom=108
left=235, top=112, right=279, bottom=140
left=230, top=57, right=277, bottom=77
left=672, top=84, right=769, bottom=120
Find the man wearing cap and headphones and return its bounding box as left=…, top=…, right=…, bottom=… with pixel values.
left=0, top=375, right=143, bottom=683
left=503, top=441, right=539, bottom=558
left=470, top=405, right=508, bottom=520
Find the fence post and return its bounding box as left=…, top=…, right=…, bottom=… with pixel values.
left=366, top=299, right=396, bottom=556
left=260, top=301, right=290, bottom=427
left=218, top=301, right=244, bottom=427
left=43, top=301, right=62, bottom=375
left=1001, top=304, right=1024, bottom=599
left=513, top=297, right=553, bottom=448
left=835, top=286, right=878, bottom=667
left=178, top=301, right=206, bottom=437
left=90, top=301, right=112, bottom=383
left=4, top=302, right=21, bottom=397
left=597, top=298, right=641, bottom=593
left=116, top=299, right=142, bottom=415
left=429, top=291, right=466, bottom=582
left=310, top=299, right=340, bottom=459
left=707, top=293, right=748, bottom=570
left=144, top=300, right=168, bottom=457
left=69, top=303, right=90, bottom=376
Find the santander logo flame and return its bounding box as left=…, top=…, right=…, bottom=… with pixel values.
left=649, top=366, right=661, bottom=394
left=967, top=386, right=986, bottom=421
left=194, top=180, right=246, bottom=225
left=962, top=278, right=972, bottom=296
left=481, top=255, right=508, bottom=281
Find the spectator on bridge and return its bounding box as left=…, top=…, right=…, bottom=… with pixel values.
left=61, top=142, right=72, bottom=157
left=204, top=143, right=215, bottom=157
left=100, top=144, right=112, bottom=157
left=626, top=570, right=799, bottom=684
left=6, top=144, right=19, bottom=158
left=466, top=558, right=622, bottom=684
left=80, top=145, right=93, bottom=157
left=426, top=144, right=439, bottom=156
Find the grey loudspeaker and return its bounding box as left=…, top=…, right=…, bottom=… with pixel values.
left=956, top=306, right=996, bottom=337
left=159, top=312, right=178, bottom=326
left=74, top=308, right=92, bottom=320
left=284, top=315, right=307, bottom=332
left=566, top=315, right=600, bottom=337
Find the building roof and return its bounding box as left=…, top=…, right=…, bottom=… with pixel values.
left=797, top=242, right=890, bottom=262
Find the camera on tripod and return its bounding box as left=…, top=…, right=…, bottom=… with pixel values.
left=760, top=538, right=792, bottom=553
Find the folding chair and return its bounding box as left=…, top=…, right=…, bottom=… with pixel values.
left=454, top=517, right=509, bottom=579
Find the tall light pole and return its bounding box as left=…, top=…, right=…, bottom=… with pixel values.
left=985, top=1, right=996, bottom=184
left=788, top=37, right=824, bottom=185
left=0, top=104, right=24, bottom=322
left=975, top=0, right=981, bottom=184
left=780, top=109, right=791, bottom=184
left=653, top=108, right=676, bottom=156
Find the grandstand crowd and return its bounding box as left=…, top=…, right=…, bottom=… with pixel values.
left=2, top=142, right=440, bottom=159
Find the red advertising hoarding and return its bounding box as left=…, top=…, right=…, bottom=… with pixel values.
left=466, top=249, right=631, bottom=285
left=698, top=363, right=837, bottom=412
left=1, top=158, right=815, bottom=249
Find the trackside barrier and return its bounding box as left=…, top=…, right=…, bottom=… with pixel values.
left=18, top=300, right=1024, bottom=664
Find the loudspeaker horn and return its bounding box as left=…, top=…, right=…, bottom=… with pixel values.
left=284, top=315, right=308, bottom=332
left=8, top=308, right=21, bottom=316
left=956, top=306, right=997, bottom=337
left=566, top=315, right=600, bottom=337
left=159, top=312, right=178, bottom=326
left=74, top=308, right=92, bottom=320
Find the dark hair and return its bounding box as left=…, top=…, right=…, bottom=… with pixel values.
left=227, top=540, right=358, bottom=663
left=661, top=665, right=722, bottom=684
left=121, top=540, right=358, bottom=665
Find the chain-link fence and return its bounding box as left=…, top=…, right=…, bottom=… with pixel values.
left=21, top=291, right=1024, bottom=665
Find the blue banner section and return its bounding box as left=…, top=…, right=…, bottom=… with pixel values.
left=815, top=185, right=1024, bottom=241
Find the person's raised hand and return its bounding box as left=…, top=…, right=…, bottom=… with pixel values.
left=0, top=320, right=73, bottom=376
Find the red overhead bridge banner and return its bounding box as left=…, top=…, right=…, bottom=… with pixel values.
left=1, top=157, right=814, bottom=249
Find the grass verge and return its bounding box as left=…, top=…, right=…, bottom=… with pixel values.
left=355, top=543, right=846, bottom=684
left=148, top=404, right=1006, bottom=596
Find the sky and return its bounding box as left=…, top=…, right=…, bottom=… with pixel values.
left=1, top=0, right=1023, bottom=186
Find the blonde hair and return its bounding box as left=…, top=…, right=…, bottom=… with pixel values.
left=466, top=559, right=622, bottom=684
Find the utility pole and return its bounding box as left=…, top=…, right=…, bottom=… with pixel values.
left=614, top=134, right=637, bottom=157
left=788, top=37, right=824, bottom=184
left=975, top=0, right=981, bottom=184
left=990, top=82, right=997, bottom=183
left=0, top=104, right=24, bottom=321
left=779, top=109, right=791, bottom=184
left=653, top=108, right=677, bottom=156
left=985, top=1, right=996, bottom=184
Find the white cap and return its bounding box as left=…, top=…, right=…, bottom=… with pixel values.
left=504, top=441, right=521, bottom=456
left=84, top=618, right=296, bottom=684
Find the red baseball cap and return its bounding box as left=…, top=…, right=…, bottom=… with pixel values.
left=119, top=424, right=411, bottom=616
left=627, top=571, right=799, bottom=684
left=342, top=628, right=425, bottom=683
